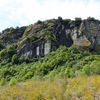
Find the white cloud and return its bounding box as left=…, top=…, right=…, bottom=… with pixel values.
left=0, top=0, right=100, bottom=32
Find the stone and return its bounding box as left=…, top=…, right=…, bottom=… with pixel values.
left=1, top=19, right=100, bottom=59
left=44, top=40, right=51, bottom=55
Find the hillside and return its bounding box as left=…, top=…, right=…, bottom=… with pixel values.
left=0, top=17, right=100, bottom=60
left=0, top=17, right=100, bottom=100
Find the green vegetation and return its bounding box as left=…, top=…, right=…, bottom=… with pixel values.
left=0, top=41, right=4, bottom=51
left=0, top=17, right=100, bottom=99
left=2, top=27, right=14, bottom=34
left=75, top=17, right=82, bottom=22
left=23, top=24, right=33, bottom=37
left=37, top=20, right=42, bottom=24
left=58, top=16, right=63, bottom=22
left=0, top=45, right=100, bottom=85
left=64, top=18, right=71, bottom=23
left=87, top=17, right=95, bottom=22
left=7, top=45, right=16, bottom=57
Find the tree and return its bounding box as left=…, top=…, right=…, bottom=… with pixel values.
left=12, top=54, right=19, bottom=64
left=19, top=56, right=24, bottom=64
left=7, top=45, right=16, bottom=56
left=58, top=16, right=63, bottom=22
left=24, top=57, right=29, bottom=63
left=0, top=41, right=4, bottom=51
left=87, top=17, right=95, bottom=21
left=75, top=17, right=82, bottom=22
left=37, top=20, right=42, bottom=24
left=64, top=19, right=71, bottom=23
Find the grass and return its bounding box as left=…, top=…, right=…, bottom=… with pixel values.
left=0, top=75, right=100, bottom=100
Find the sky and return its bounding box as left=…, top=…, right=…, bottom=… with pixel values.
left=0, top=0, right=100, bottom=32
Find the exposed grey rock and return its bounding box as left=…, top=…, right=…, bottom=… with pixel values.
left=0, top=27, right=26, bottom=46
left=0, top=19, right=100, bottom=59
left=44, top=40, right=51, bottom=55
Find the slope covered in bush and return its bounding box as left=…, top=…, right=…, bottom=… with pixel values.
left=0, top=45, right=100, bottom=85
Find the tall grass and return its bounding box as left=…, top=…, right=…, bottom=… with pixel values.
left=0, top=75, right=100, bottom=100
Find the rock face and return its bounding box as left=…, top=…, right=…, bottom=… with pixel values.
left=0, top=19, right=100, bottom=58
left=0, top=27, right=26, bottom=46
left=71, top=20, right=100, bottom=50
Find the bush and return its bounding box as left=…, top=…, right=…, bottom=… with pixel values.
left=37, top=20, right=42, bottom=24
left=19, top=56, right=24, bottom=64
left=2, top=27, right=14, bottom=33
left=24, top=57, right=29, bottom=63
left=58, top=16, right=63, bottom=22
left=68, top=45, right=79, bottom=54
left=89, top=61, right=100, bottom=75
left=0, top=78, right=5, bottom=86
left=87, top=17, right=95, bottom=22
left=64, top=19, right=71, bottom=23
left=0, top=49, right=6, bottom=58
left=0, top=41, right=4, bottom=51
left=82, top=65, right=90, bottom=75
left=75, top=17, right=82, bottom=22
left=12, top=54, right=19, bottom=64
left=9, top=78, right=17, bottom=86
left=26, top=36, right=31, bottom=42
left=64, top=67, right=70, bottom=78
left=7, top=45, right=16, bottom=56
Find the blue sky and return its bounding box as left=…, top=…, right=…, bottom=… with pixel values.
left=0, top=0, right=100, bottom=32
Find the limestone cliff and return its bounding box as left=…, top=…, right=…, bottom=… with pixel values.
left=0, top=18, right=100, bottom=58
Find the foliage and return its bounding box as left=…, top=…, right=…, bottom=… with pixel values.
left=0, top=49, right=6, bottom=58
left=7, top=45, right=16, bottom=56
left=87, top=17, right=95, bottom=22
left=0, top=45, right=100, bottom=83
left=9, top=78, right=17, bottom=86
left=64, top=19, right=71, bottom=23
left=19, top=56, right=24, bottom=64
left=2, top=27, right=14, bottom=33
left=37, top=20, right=42, bottom=24
left=12, top=54, right=19, bottom=64
left=75, top=17, right=82, bottom=22
left=26, top=36, right=31, bottom=42
left=23, top=24, right=33, bottom=37
left=0, top=41, right=4, bottom=51
left=0, top=76, right=100, bottom=99
left=58, top=16, right=63, bottom=22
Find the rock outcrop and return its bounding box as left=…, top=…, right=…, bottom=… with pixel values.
left=0, top=19, right=100, bottom=58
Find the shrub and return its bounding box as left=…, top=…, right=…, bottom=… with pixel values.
left=68, top=45, right=79, bottom=54
left=19, top=56, right=24, bottom=64
left=87, top=17, right=95, bottom=22
left=89, top=61, right=100, bottom=75
left=82, top=65, right=90, bottom=75
left=32, top=34, right=37, bottom=40
left=75, top=17, right=82, bottom=22
left=7, top=45, right=16, bottom=56
left=2, top=27, right=14, bottom=33
left=0, top=49, right=6, bottom=58
left=0, top=41, right=4, bottom=51
left=9, top=78, right=17, bottom=86
left=58, top=16, right=63, bottom=22
left=37, top=20, right=42, bottom=24
left=24, top=57, right=29, bottom=63
left=64, top=67, right=70, bottom=78
left=64, top=19, right=71, bottom=23
left=0, top=78, right=5, bottom=86
left=12, top=54, right=19, bottom=64
left=26, top=36, right=31, bottom=42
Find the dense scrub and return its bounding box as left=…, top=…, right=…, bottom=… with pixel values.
left=0, top=75, right=100, bottom=100
left=0, top=45, right=100, bottom=85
